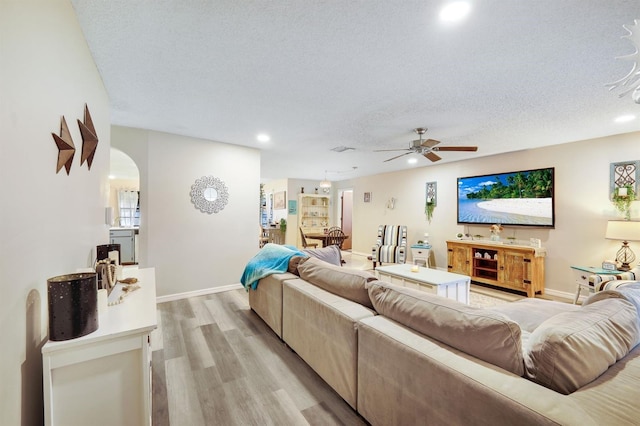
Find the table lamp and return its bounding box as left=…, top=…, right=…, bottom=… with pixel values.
left=605, top=220, right=640, bottom=271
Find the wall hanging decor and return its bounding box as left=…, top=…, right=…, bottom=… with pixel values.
left=425, top=181, right=437, bottom=223
left=610, top=160, right=639, bottom=199
left=288, top=199, right=297, bottom=214
left=77, top=104, right=99, bottom=170
left=52, top=116, right=76, bottom=175
left=274, top=191, right=286, bottom=210
left=364, top=192, right=371, bottom=203
left=190, top=175, right=229, bottom=214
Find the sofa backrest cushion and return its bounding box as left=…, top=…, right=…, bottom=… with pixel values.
left=366, top=280, right=524, bottom=375
left=583, top=282, right=640, bottom=333
left=487, top=298, right=580, bottom=333
left=524, top=297, right=640, bottom=394
left=297, top=257, right=376, bottom=309
left=302, top=245, right=342, bottom=266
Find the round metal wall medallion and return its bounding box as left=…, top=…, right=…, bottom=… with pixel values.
left=190, top=176, right=229, bottom=214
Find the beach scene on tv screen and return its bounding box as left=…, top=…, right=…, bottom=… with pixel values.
left=458, top=169, right=553, bottom=226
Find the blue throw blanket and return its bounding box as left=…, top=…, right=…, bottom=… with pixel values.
left=240, top=243, right=307, bottom=290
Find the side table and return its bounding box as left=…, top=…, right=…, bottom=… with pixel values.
left=570, top=265, right=619, bottom=304
left=410, top=244, right=432, bottom=267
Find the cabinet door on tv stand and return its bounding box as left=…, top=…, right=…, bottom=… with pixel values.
left=447, top=244, right=471, bottom=275
left=499, top=249, right=529, bottom=291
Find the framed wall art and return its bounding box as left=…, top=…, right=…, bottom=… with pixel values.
left=364, top=192, right=371, bottom=203
left=274, top=191, right=286, bottom=210
left=288, top=200, right=297, bottom=214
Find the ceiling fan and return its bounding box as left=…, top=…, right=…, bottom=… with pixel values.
left=375, top=128, right=478, bottom=162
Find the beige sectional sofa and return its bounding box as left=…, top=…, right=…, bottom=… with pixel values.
left=248, top=257, right=640, bottom=425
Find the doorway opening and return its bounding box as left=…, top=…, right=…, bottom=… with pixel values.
left=339, top=189, right=353, bottom=251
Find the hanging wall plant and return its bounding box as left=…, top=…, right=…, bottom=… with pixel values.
left=612, top=184, right=636, bottom=220
left=425, top=200, right=435, bottom=223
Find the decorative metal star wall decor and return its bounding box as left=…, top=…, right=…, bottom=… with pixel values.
left=78, top=104, right=99, bottom=170
left=52, top=116, right=75, bottom=175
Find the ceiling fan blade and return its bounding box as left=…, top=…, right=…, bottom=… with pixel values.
left=421, top=138, right=441, bottom=148
left=373, top=148, right=411, bottom=152
left=433, top=146, right=478, bottom=152
left=384, top=152, right=413, bottom=162
left=424, top=152, right=442, bottom=162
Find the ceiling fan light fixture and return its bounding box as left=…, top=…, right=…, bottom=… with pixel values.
left=439, top=1, right=471, bottom=22
left=319, top=170, right=331, bottom=188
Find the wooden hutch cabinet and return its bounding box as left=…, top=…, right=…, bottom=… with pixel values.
left=446, top=240, right=546, bottom=297
left=298, top=193, right=331, bottom=234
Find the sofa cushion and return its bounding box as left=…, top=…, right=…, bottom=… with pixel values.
left=487, top=298, right=580, bottom=333
left=302, top=245, right=342, bottom=266
left=366, top=280, right=524, bottom=375
left=287, top=255, right=308, bottom=275
left=297, top=257, right=376, bottom=309
left=582, top=282, right=640, bottom=341
left=524, top=297, right=640, bottom=394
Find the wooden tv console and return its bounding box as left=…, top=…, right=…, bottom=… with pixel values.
left=446, top=240, right=546, bottom=297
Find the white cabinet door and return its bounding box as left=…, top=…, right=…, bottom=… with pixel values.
left=110, top=229, right=135, bottom=263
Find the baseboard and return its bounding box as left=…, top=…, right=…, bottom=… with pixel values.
left=543, top=288, right=576, bottom=303
left=156, top=283, right=244, bottom=304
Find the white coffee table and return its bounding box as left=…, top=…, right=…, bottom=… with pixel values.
left=375, top=264, right=470, bottom=304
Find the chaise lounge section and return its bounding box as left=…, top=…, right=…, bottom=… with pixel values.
left=246, top=252, right=640, bottom=425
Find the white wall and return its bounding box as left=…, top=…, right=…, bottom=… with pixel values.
left=112, top=127, right=260, bottom=296
left=338, top=132, right=640, bottom=299
left=0, top=1, right=110, bottom=424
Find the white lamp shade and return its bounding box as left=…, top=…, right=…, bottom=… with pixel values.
left=319, top=180, right=331, bottom=188
left=606, top=220, right=640, bottom=242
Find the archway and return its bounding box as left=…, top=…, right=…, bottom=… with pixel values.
left=109, top=148, right=140, bottom=264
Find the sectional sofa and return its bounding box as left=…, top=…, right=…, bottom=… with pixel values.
left=247, top=256, right=640, bottom=425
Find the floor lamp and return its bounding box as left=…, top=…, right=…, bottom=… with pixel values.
left=606, top=220, right=640, bottom=271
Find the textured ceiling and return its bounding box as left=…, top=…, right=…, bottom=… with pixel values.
left=71, top=0, right=640, bottom=182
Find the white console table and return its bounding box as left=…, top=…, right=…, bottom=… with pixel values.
left=42, top=268, right=157, bottom=426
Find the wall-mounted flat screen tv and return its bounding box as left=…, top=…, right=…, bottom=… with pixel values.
left=457, top=167, right=555, bottom=228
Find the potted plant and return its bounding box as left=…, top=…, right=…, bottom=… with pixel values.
left=279, top=218, right=287, bottom=234
left=425, top=198, right=435, bottom=224
left=612, top=184, right=636, bottom=220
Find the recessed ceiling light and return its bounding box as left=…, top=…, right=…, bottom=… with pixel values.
left=614, top=114, right=636, bottom=123
left=408, top=157, right=418, bottom=164
left=439, top=1, right=471, bottom=22
left=256, top=134, right=270, bottom=142
left=108, top=175, right=115, bottom=179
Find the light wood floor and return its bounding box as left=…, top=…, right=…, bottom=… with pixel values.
left=151, top=288, right=368, bottom=426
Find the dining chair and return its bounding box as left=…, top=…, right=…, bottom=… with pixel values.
left=299, top=227, right=319, bottom=249
left=326, top=228, right=346, bottom=249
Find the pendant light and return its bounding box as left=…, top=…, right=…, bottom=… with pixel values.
left=319, top=170, right=331, bottom=189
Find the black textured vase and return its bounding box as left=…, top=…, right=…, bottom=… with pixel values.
left=47, top=273, right=99, bottom=341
